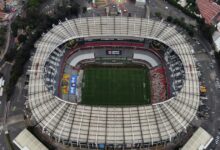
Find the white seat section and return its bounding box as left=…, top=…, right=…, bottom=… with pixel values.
left=133, top=52, right=159, bottom=67
left=69, top=52, right=95, bottom=67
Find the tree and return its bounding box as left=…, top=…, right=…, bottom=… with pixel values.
left=166, top=16, right=173, bottom=22
left=198, top=19, right=216, bottom=43
left=4, top=48, right=16, bottom=62
left=27, top=0, right=42, bottom=11
left=5, top=0, right=81, bottom=101
left=0, top=36, right=5, bottom=46
left=155, top=12, right=162, bottom=19
left=18, top=34, right=27, bottom=43
left=82, top=7, right=87, bottom=13
left=69, top=4, right=79, bottom=16
left=173, top=18, right=180, bottom=24
left=0, top=26, right=7, bottom=34
left=128, top=13, right=131, bottom=17
left=187, top=0, right=195, bottom=4
left=11, top=17, right=27, bottom=37
left=180, top=17, right=185, bottom=22
left=0, top=27, right=6, bottom=47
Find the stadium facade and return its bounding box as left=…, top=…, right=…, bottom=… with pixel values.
left=27, top=16, right=200, bottom=149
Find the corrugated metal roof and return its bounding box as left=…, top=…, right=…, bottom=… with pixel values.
left=182, top=127, right=213, bottom=150
left=196, top=0, right=220, bottom=24
left=13, top=129, right=48, bottom=150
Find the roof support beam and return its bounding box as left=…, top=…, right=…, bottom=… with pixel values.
left=65, top=18, right=77, bottom=36
left=156, top=105, right=172, bottom=141
left=86, top=107, right=92, bottom=145
left=152, top=106, right=162, bottom=142
left=67, top=105, right=77, bottom=142
left=163, top=103, right=186, bottom=130
left=137, top=107, right=144, bottom=146
left=58, top=105, right=74, bottom=142
left=42, top=103, right=66, bottom=131
left=77, top=106, right=85, bottom=145
left=95, top=107, right=100, bottom=147
left=129, top=108, right=135, bottom=145
left=144, top=106, right=153, bottom=145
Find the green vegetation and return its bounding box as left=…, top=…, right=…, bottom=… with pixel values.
left=5, top=132, right=15, bottom=150
left=165, top=0, right=216, bottom=43
left=197, top=19, right=216, bottom=43
left=0, top=36, right=6, bottom=48
left=81, top=67, right=151, bottom=106
left=166, top=0, right=199, bottom=20
left=27, top=0, right=42, bottom=9
left=216, top=0, right=220, bottom=5
left=155, top=12, right=162, bottom=19
left=185, top=0, right=198, bottom=13
left=0, top=26, right=7, bottom=47
left=5, top=0, right=80, bottom=100
left=18, top=34, right=27, bottom=44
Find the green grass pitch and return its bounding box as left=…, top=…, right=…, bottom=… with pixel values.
left=81, top=67, right=151, bottom=106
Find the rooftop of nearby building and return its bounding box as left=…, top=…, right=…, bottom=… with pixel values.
left=13, top=129, right=48, bottom=150
left=196, top=0, right=220, bottom=24
left=182, top=127, right=213, bottom=150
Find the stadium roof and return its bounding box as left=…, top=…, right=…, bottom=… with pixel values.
left=27, top=16, right=200, bottom=148
left=13, top=129, right=48, bottom=150
left=196, top=0, right=220, bottom=24
left=136, top=0, right=145, bottom=3
left=182, top=127, right=213, bottom=150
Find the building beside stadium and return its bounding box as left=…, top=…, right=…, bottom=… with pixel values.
left=196, top=0, right=220, bottom=25
left=26, top=16, right=200, bottom=149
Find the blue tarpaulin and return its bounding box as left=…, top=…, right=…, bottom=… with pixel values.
left=98, top=144, right=105, bottom=149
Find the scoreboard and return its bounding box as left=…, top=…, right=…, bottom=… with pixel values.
left=106, top=50, right=122, bottom=55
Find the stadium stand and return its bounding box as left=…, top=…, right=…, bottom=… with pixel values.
left=133, top=52, right=159, bottom=67
left=150, top=67, right=167, bottom=104
left=27, top=16, right=200, bottom=149
left=69, top=52, right=95, bottom=67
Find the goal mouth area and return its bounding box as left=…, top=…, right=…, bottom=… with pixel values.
left=81, top=64, right=151, bottom=106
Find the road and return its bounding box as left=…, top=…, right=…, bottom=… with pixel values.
left=148, top=0, right=196, bottom=25
left=0, top=61, right=13, bottom=150
left=0, top=114, right=25, bottom=150
left=0, top=12, right=18, bottom=150
left=0, top=20, right=11, bottom=60
left=192, top=34, right=220, bottom=149
left=199, top=59, right=220, bottom=150
left=0, top=59, right=29, bottom=150
left=0, top=62, right=12, bottom=117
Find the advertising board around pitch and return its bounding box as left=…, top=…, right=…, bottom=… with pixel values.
left=70, top=75, right=78, bottom=95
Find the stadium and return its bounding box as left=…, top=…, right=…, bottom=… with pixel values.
left=27, top=16, right=200, bottom=149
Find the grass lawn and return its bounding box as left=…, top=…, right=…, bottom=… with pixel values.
left=81, top=66, right=151, bottom=106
